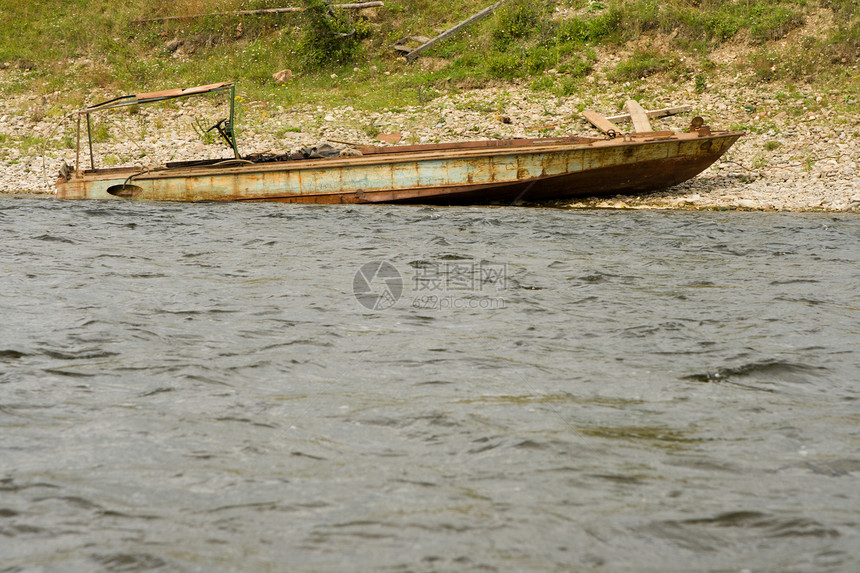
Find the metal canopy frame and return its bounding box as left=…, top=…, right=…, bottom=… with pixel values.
left=75, top=82, right=239, bottom=173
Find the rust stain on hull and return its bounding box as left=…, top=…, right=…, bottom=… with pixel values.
left=56, top=131, right=742, bottom=204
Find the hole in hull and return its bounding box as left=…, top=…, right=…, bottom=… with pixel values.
left=106, top=184, right=143, bottom=198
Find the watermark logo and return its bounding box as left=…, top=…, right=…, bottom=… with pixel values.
left=353, top=261, right=404, bottom=310
left=413, top=260, right=507, bottom=292
left=353, top=259, right=507, bottom=311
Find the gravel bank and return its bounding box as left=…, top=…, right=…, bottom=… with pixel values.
left=1, top=69, right=857, bottom=211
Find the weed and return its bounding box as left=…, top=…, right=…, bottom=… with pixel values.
left=554, top=76, right=584, bottom=98
left=492, top=0, right=545, bottom=49
left=611, top=51, right=670, bottom=82
left=559, top=53, right=595, bottom=78
left=298, top=0, right=371, bottom=67
left=362, top=122, right=380, bottom=138
left=613, top=0, right=664, bottom=37
left=524, top=46, right=557, bottom=75
left=530, top=75, right=555, bottom=92
left=192, top=118, right=218, bottom=145
left=487, top=51, right=523, bottom=80
left=556, top=9, right=621, bottom=44
left=91, top=121, right=111, bottom=143
left=458, top=99, right=495, bottom=114
left=29, top=107, right=46, bottom=123
left=274, top=126, right=302, bottom=137
left=748, top=3, right=805, bottom=44
left=748, top=52, right=779, bottom=82
left=492, top=91, right=511, bottom=113
left=18, top=135, right=46, bottom=154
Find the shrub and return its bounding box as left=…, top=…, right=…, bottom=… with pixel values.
left=525, top=46, right=555, bottom=74
left=556, top=9, right=621, bottom=44
left=821, top=0, right=860, bottom=64
left=492, top=0, right=546, bottom=49
left=748, top=4, right=804, bottom=43
left=299, top=0, right=371, bottom=67
left=675, top=5, right=741, bottom=41
left=487, top=51, right=523, bottom=80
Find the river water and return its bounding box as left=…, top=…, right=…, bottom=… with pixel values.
left=1, top=198, right=858, bottom=572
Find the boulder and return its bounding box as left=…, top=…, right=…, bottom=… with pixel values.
left=164, top=38, right=183, bottom=53
left=272, top=69, right=293, bottom=84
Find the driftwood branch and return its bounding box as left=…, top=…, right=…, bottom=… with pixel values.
left=405, top=1, right=505, bottom=62
left=131, top=2, right=384, bottom=25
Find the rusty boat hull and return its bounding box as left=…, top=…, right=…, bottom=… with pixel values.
left=55, top=130, right=742, bottom=204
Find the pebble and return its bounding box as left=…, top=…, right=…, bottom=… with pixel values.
left=1, top=71, right=857, bottom=211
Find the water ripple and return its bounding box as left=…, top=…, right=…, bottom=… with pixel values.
left=1, top=200, right=858, bottom=572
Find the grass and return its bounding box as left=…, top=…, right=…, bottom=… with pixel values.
left=668, top=0, right=805, bottom=44
left=0, top=0, right=857, bottom=111
left=610, top=50, right=674, bottom=82
left=11, top=135, right=48, bottom=155
left=764, top=140, right=783, bottom=151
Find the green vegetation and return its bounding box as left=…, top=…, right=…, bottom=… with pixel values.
left=764, top=140, right=783, bottom=151
left=300, top=0, right=372, bottom=65
left=10, top=135, right=47, bottom=155
left=0, top=0, right=857, bottom=109
left=610, top=50, right=673, bottom=82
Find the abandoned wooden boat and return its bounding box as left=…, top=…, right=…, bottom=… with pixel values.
left=55, top=82, right=742, bottom=204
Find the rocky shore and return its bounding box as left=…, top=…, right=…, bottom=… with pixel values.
left=1, top=68, right=857, bottom=211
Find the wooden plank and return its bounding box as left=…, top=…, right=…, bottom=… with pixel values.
left=582, top=110, right=622, bottom=134
left=405, top=1, right=505, bottom=62
left=135, top=82, right=232, bottom=101
left=625, top=100, right=652, bottom=133
left=131, top=2, right=384, bottom=24
left=607, top=105, right=691, bottom=123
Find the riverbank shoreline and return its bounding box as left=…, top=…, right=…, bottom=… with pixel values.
left=2, top=72, right=857, bottom=211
